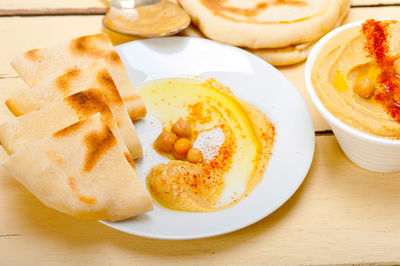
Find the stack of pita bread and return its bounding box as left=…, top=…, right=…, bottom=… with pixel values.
left=179, top=0, right=350, bottom=66
left=1, top=34, right=153, bottom=221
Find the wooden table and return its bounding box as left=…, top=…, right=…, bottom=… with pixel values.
left=1, top=1, right=400, bottom=265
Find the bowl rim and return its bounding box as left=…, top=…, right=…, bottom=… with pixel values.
left=305, top=18, right=400, bottom=146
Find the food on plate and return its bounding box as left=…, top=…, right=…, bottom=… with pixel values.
left=171, top=118, right=192, bottom=138
left=173, top=138, right=193, bottom=159
left=140, top=78, right=275, bottom=212
left=186, top=148, right=203, bottom=163
left=178, top=0, right=349, bottom=65
left=103, top=0, right=190, bottom=37
left=0, top=89, right=135, bottom=168
left=2, top=114, right=153, bottom=221
left=11, top=33, right=146, bottom=120
left=312, top=19, right=400, bottom=138
left=154, top=118, right=202, bottom=162
left=154, top=130, right=178, bottom=153
left=6, top=60, right=142, bottom=159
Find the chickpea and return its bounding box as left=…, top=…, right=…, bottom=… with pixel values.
left=187, top=148, right=204, bottom=164
left=174, top=138, right=192, bottom=155
left=171, top=119, right=192, bottom=138
left=394, top=58, right=400, bottom=76
left=173, top=150, right=187, bottom=160
left=154, top=130, right=177, bottom=153
left=353, top=77, right=375, bottom=99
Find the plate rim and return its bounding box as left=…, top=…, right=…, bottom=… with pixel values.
left=100, top=36, right=315, bottom=240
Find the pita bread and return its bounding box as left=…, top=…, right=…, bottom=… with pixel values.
left=248, top=41, right=315, bottom=66
left=180, top=23, right=314, bottom=65
left=179, top=0, right=350, bottom=49
left=6, top=60, right=142, bottom=159
left=247, top=6, right=348, bottom=66
left=10, top=33, right=146, bottom=121
left=2, top=113, right=153, bottom=221
left=180, top=11, right=349, bottom=66
left=0, top=89, right=137, bottom=169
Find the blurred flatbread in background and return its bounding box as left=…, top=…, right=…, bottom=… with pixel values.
left=180, top=24, right=315, bottom=66
left=248, top=42, right=315, bottom=66
left=6, top=60, right=142, bottom=159
left=11, top=34, right=146, bottom=121
left=179, top=0, right=350, bottom=49
left=2, top=113, right=153, bottom=221
left=181, top=0, right=349, bottom=66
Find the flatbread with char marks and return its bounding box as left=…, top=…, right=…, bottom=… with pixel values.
left=6, top=60, right=142, bottom=159
left=2, top=113, right=153, bottom=221
left=11, top=34, right=146, bottom=121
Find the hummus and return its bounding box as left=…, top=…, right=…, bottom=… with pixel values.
left=138, top=78, right=275, bottom=212
left=312, top=19, right=400, bottom=138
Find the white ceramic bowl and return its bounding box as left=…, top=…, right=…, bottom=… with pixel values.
left=305, top=20, right=400, bottom=173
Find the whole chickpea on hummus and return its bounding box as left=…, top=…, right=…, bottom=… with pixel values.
left=312, top=19, right=400, bottom=138
left=138, top=78, right=275, bottom=212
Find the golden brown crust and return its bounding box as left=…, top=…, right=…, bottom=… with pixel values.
left=53, top=119, right=88, bottom=138
left=96, top=68, right=123, bottom=104
left=68, top=176, right=97, bottom=204
left=5, top=99, right=25, bottom=117
left=105, top=51, right=123, bottom=66
left=65, top=89, right=108, bottom=117
left=55, top=68, right=81, bottom=94
left=124, top=152, right=136, bottom=169
left=200, top=0, right=307, bottom=20
left=83, top=125, right=117, bottom=172
left=24, top=49, right=43, bottom=62
left=69, top=34, right=110, bottom=57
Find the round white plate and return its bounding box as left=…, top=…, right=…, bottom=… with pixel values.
left=101, top=37, right=315, bottom=240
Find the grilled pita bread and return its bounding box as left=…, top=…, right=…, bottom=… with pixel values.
left=179, top=0, right=350, bottom=49
left=180, top=23, right=314, bottom=65
left=0, top=89, right=137, bottom=169
left=6, top=60, right=142, bottom=159
left=248, top=42, right=315, bottom=66
left=180, top=11, right=347, bottom=66
left=2, top=113, right=153, bottom=221
left=11, top=34, right=146, bottom=121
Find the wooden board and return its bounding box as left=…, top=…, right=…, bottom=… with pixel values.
left=1, top=5, right=400, bottom=265
left=0, top=0, right=106, bottom=16
left=1, top=136, right=400, bottom=265
left=0, top=0, right=399, bottom=16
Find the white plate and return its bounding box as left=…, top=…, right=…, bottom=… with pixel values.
left=101, top=37, right=315, bottom=240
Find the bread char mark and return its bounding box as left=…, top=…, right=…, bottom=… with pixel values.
left=69, top=34, right=110, bottom=57
left=65, top=89, right=108, bottom=118
left=83, top=125, right=117, bottom=172
left=124, top=152, right=136, bottom=169
left=55, top=89, right=115, bottom=139
left=46, top=150, right=65, bottom=166
left=53, top=119, right=88, bottom=138
left=105, top=51, right=123, bottom=66
left=69, top=34, right=124, bottom=68
left=201, top=0, right=307, bottom=18
left=96, top=69, right=123, bottom=104
left=5, top=99, right=25, bottom=117
left=68, top=176, right=97, bottom=204
left=24, top=49, right=44, bottom=62
left=55, top=68, right=81, bottom=94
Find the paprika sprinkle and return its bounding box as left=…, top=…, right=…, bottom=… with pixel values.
left=362, top=19, right=400, bottom=122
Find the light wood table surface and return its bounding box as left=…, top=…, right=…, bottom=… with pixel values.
left=1, top=1, right=400, bottom=265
